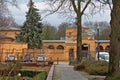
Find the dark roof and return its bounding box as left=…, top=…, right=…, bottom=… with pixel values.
left=42, top=40, right=66, bottom=43
left=0, top=27, right=20, bottom=30
left=95, top=40, right=110, bottom=43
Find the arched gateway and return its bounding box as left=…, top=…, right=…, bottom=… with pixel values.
left=82, top=44, right=89, bottom=58
left=69, top=49, right=74, bottom=64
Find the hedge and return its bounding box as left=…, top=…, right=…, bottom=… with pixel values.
left=74, top=61, right=109, bottom=75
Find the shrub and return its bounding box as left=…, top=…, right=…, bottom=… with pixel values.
left=48, top=60, right=54, bottom=65
left=81, top=61, right=91, bottom=68
left=74, top=63, right=85, bottom=71
left=0, top=61, right=22, bottom=76
left=69, top=59, right=78, bottom=65
left=74, top=61, right=91, bottom=71
left=106, top=72, right=120, bottom=80
left=86, top=61, right=108, bottom=75
left=0, top=62, right=47, bottom=80
left=19, top=70, right=41, bottom=77
left=0, top=70, right=47, bottom=80
left=33, top=74, right=42, bottom=80
left=17, top=70, right=47, bottom=80
left=33, top=71, right=47, bottom=80
left=74, top=61, right=108, bottom=75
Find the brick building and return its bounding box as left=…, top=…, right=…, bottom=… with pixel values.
left=0, top=27, right=110, bottom=62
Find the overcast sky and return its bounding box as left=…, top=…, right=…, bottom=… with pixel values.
left=8, top=0, right=111, bottom=27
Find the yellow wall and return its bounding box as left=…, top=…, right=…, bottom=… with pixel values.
left=0, top=30, right=20, bottom=39
left=0, top=28, right=110, bottom=61
left=0, top=43, right=27, bottom=61
left=43, top=42, right=67, bottom=61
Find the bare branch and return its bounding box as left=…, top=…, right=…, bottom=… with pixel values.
left=78, top=0, right=80, bottom=14
left=108, top=0, right=112, bottom=10
left=47, top=0, right=66, bottom=13
left=97, top=0, right=112, bottom=10
left=70, top=0, right=78, bottom=13
left=97, top=0, right=109, bottom=4
left=81, top=0, right=91, bottom=15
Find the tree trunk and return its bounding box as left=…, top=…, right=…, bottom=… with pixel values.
left=70, top=0, right=91, bottom=63
left=107, top=0, right=120, bottom=77
left=76, top=15, right=82, bottom=62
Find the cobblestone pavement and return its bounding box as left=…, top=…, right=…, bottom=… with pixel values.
left=53, top=62, right=88, bottom=80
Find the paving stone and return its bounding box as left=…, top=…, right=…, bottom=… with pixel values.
left=53, top=62, right=88, bottom=80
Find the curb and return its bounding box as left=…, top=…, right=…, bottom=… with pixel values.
left=46, top=65, right=54, bottom=80
left=80, top=72, right=105, bottom=80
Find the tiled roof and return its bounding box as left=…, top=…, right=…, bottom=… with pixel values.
left=95, top=40, right=110, bottom=43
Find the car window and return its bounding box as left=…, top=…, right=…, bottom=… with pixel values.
left=23, top=54, right=32, bottom=62
left=24, top=54, right=32, bottom=59
left=36, top=54, right=46, bottom=61
left=6, top=54, right=15, bottom=60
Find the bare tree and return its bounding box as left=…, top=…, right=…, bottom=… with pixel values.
left=43, top=0, right=93, bottom=62
left=0, top=0, right=18, bottom=27
left=56, top=22, right=70, bottom=40
left=42, top=23, right=57, bottom=40
left=84, top=21, right=110, bottom=40
left=99, top=28, right=110, bottom=40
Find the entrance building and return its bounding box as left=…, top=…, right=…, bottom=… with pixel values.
left=0, top=27, right=110, bottom=61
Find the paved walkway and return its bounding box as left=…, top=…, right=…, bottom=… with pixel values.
left=53, top=62, right=88, bottom=80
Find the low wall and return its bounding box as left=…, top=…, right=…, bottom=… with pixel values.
left=0, top=43, right=27, bottom=62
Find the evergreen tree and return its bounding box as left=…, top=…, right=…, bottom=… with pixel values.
left=16, top=0, right=43, bottom=49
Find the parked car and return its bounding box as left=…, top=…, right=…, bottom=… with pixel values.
left=23, top=54, right=32, bottom=62
left=96, top=52, right=109, bottom=62
left=36, top=54, right=46, bottom=62
left=5, top=54, right=17, bottom=62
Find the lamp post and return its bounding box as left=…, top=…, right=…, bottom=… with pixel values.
left=97, top=23, right=100, bottom=61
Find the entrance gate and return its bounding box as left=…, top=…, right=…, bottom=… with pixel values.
left=69, top=49, right=74, bottom=64
left=82, top=44, right=89, bottom=58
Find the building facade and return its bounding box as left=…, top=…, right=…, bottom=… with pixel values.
left=0, top=27, right=110, bottom=62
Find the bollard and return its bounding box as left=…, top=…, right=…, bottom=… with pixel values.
left=57, top=57, right=59, bottom=64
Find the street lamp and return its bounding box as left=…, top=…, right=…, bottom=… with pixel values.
left=97, top=23, right=100, bottom=61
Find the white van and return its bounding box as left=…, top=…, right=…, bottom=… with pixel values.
left=96, top=52, right=109, bottom=62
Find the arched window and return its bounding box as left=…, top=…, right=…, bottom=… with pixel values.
left=105, top=45, right=110, bottom=52
left=96, top=45, right=104, bottom=51
left=56, top=45, right=64, bottom=50
left=47, top=45, right=55, bottom=49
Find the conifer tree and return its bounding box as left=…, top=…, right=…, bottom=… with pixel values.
left=16, top=0, right=43, bottom=49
